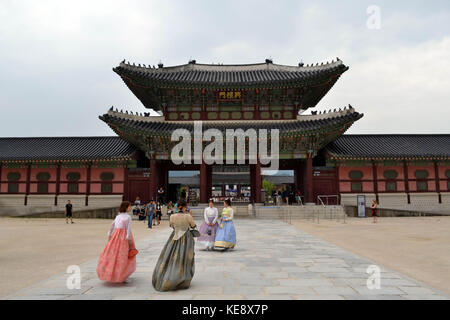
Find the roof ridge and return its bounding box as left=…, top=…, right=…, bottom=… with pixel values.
left=341, top=134, right=450, bottom=136
left=0, top=136, right=121, bottom=139
left=117, top=59, right=345, bottom=73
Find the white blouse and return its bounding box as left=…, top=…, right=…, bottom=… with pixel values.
left=203, top=207, right=219, bottom=224
left=108, top=213, right=132, bottom=240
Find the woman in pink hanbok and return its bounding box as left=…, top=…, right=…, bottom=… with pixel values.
left=97, top=201, right=137, bottom=283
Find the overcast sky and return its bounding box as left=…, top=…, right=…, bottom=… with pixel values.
left=1, top=0, right=449, bottom=137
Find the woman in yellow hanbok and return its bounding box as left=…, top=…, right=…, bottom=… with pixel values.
left=214, top=199, right=236, bottom=250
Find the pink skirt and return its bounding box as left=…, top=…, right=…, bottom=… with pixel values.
left=96, top=229, right=136, bottom=283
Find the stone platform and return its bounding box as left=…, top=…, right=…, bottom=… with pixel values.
left=6, top=219, right=448, bottom=300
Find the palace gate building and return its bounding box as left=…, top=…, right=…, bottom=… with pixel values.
left=1, top=59, right=449, bottom=215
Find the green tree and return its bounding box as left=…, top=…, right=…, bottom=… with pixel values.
left=262, top=179, right=274, bottom=196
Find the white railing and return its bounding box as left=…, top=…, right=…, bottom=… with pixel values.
left=317, top=195, right=340, bottom=206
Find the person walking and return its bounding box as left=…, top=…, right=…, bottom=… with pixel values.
left=65, top=200, right=74, bottom=224
left=197, top=199, right=219, bottom=250
left=152, top=200, right=197, bottom=291
left=96, top=201, right=137, bottom=283
left=146, top=200, right=156, bottom=229
left=155, top=202, right=162, bottom=226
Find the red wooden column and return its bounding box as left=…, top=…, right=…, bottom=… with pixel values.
left=372, top=160, right=379, bottom=203
left=305, top=154, right=314, bottom=203
left=206, top=164, right=212, bottom=200
left=123, top=163, right=129, bottom=201
left=149, top=156, right=157, bottom=201
left=255, top=158, right=262, bottom=203
left=200, top=161, right=208, bottom=203
left=157, top=161, right=169, bottom=202
left=0, top=163, right=3, bottom=193
left=335, top=161, right=341, bottom=204
left=403, top=160, right=410, bottom=204
left=249, top=164, right=256, bottom=202
left=434, top=161, right=442, bottom=203
left=55, top=163, right=61, bottom=206
left=85, top=163, right=91, bottom=206
left=24, top=164, right=31, bottom=206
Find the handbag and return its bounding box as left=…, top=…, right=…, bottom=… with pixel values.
left=190, top=228, right=201, bottom=237
left=128, top=248, right=139, bottom=259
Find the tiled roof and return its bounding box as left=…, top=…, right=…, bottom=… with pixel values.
left=114, top=59, right=348, bottom=87
left=0, top=136, right=137, bottom=162
left=100, top=108, right=363, bottom=136
left=326, top=135, right=450, bottom=160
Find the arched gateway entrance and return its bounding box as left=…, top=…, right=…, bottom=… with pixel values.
left=101, top=59, right=362, bottom=204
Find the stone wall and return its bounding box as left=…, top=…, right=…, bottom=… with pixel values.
left=0, top=194, right=123, bottom=217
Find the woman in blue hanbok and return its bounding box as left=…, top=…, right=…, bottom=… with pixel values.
left=214, top=199, right=236, bottom=250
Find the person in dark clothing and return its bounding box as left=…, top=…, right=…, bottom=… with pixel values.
left=155, top=202, right=162, bottom=225
left=282, top=188, right=289, bottom=205
left=146, top=200, right=156, bottom=228
left=157, top=187, right=165, bottom=204
left=65, top=200, right=74, bottom=224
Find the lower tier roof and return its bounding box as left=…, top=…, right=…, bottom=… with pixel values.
left=0, top=134, right=448, bottom=163
left=0, top=136, right=137, bottom=162
left=326, top=134, right=450, bottom=160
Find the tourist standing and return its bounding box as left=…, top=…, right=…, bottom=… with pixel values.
left=167, top=201, right=174, bottom=217
left=65, top=200, right=74, bottom=224
left=155, top=202, right=162, bottom=225
left=152, top=200, right=197, bottom=291
left=371, top=200, right=378, bottom=223
left=283, top=188, right=289, bottom=205
left=157, top=186, right=165, bottom=204
left=214, top=199, right=236, bottom=250
left=295, top=191, right=300, bottom=205
left=197, top=199, right=219, bottom=250
left=146, top=200, right=156, bottom=229
left=276, top=189, right=282, bottom=206
left=97, top=201, right=137, bottom=283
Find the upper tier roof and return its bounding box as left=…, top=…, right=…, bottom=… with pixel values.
left=113, top=59, right=348, bottom=87
left=0, top=136, right=137, bottom=162
left=326, top=135, right=450, bottom=160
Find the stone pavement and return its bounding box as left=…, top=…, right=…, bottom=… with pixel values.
left=6, top=219, right=448, bottom=300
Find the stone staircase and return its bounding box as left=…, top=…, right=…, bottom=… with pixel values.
left=191, top=205, right=252, bottom=219
left=190, top=204, right=346, bottom=220
left=255, top=205, right=346, bottom=220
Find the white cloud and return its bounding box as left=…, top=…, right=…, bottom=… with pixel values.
left=0, top=0, right=449, bottom=136
left=319, top=36, right=450, bottom=133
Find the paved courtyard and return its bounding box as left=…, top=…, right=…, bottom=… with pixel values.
left=6, top=219, right=448, bottom=300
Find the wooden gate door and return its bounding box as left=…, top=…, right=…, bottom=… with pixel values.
left=312, top=168, right=338, bottom=204
left=127, top=178, right=150, bottom=203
